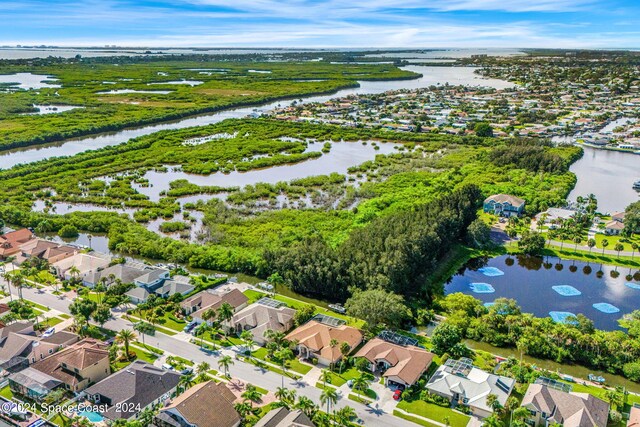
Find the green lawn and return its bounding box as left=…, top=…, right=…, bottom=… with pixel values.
left=348, top=393, right=373, bottom=404
left=397, top=400, right=470, bottom=427
left=59, top=313, right=71, bottom=319
left=243, top=356, right=301, bottom=380
left=561, top=381, right=640, bottom=412
left=252, top=347, right=312, bottom=375
left=28, top=301, right=50, bottom=312
left=130, top=346, right=159, bottom=364
left=393, top=410, right=440, bottom=427
left=594, top=233, right=640, bottom=252
left=322, top=366, right=362, bottom=387
left=243, top=289, right=365, bottom=328
left=42, top=317, right=64, bottom=327
left=134, top=341, right=165, bottom=355
left=0, top=385, right=13, bottom=400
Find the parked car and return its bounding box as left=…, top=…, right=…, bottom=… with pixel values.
left=180, top=367, right=193, bottom=375
left=183, top=321, right=197, bottom=333
left=347, top=379, right=354, bottom=388
left=393, top=389, right=403, bottom=401
left=42, top=327, right=55, bottom=338
left=161, top=364, right=174, bottom=371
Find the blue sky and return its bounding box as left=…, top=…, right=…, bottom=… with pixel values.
left=1, top=0, right=639, bottom=48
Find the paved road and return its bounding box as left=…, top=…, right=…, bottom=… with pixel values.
left=1, top=279, right=417, bottom=427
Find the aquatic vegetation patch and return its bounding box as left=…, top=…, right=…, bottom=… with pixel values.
left=592, top=303, right=620, bottom=314
left=549, top=311, right=578, bottom=324
left=469, top=282, right=495, bottom=293
left=478, top=266, right=504, bottom=277
left=552, top=285, right=582, bottom=297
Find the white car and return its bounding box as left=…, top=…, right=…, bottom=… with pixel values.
left=42, top=327, right=55, bottom=338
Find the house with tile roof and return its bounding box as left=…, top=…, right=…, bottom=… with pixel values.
left=483, top=194, right=526, bottom=217
left=8, top=367, right=63, bottom=401
left=0, top=229, right=36, bottom=259
left=153, top=381, right=240, bottom=427
left=521, top=382, right=609, bottom=427
left=254, top=407, right=315, bottom=427
left=31, top=339, right=110, bottom=392
left=181, top=288, right=248, bottom=324
left=354, top=337, right=434, bottom=387
left=230, top=299, right=296, bottom=345
left=84, top=360, right=181, bottom=421
left=285, top=320, right=363, bottom=366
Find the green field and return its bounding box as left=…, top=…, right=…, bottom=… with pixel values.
left=397, top=400, right=470, bottom=427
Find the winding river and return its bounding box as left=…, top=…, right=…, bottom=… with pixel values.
left=0, top=66, right=512, bottom=169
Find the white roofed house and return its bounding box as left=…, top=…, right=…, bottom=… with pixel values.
left=425, top=357, right=515, bottom=419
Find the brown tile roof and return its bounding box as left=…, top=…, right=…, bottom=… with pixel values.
left=628, top=405, right=640, bottom=427
left=186, top=289, right=248, bottom=319
left=285, top=320, right=362, bottom=363
left=162, top=381, right=240, bottom=427
left=0, top=303, right=9, bottom=316
left=355, top=338, right=434, bottom=385
left=32, top=339, right=110, bottom=389
left=0, top=229, right=35, bottom=256
left=522, top=384, right=609, bottom=427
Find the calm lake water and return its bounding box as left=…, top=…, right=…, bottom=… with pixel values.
left=0, top=66, right=512, bottom=169
left=568, top=146, right=640, bottom=213
left=0, top=73, right=60, bottom=90
left=446, top=254, right=640, bottom=331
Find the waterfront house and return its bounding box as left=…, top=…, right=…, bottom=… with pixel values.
left=628, top=404, right=640, bottom=427
left=354, top=336, right=434, bottom=387
left=229, top=298, right=296, bottom=345
left=521, top=381, right=609, bottom=427
left=153, top=381, right=240, bottom=427
left=483, top=194, right=526, bottom=217
left=285, top=320, right=363, bottom=366
left=604, top=220, right=625, bottom=235
left=181, top=288, right=248, bottom=323
left=17, top=239, right=77, bottom=265
left=52, top=253, right=110, bottom=281
left=0, top=228, right=36, bottom=259
left=425, top=357, right=515, bottom=418
left=612, top=211, right=626, bottom=223
left=85, top=360, right=181, bottom=422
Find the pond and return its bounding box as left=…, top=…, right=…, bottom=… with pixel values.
left=131, top=140, right=398, bottom=201
left=446, top=254, right=640, bottom=331
left=0, top=72, right=60, bottom=90
left=23, top=104, right=83, bottom=115
left=96, top=89, right=174, bottom=95
left=148, top=80, right=203, bottom=86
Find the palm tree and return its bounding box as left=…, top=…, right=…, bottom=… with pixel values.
left=320, top=369, right=332, bottom=387
left=587, top=238, right=596, bottom=254
left=295, top=395, right=317, bottom=418
left=195, top=323, right=210, bottom=348
left=573, top=236, right=581, bottom=252
left=133, top=321, right=154, bottom=345
left=179, top=373, right=195, bottom=394
left=632, top=243, right=638, bottom=260
left=335, top=406, right=356, bottom=426
left=481, top=415, right=504, bottom=427
left=196, top=361, right=210, bottom=381
left=116, top=329, right=136, bottom=360
left=217, top=302, right=234, bottom=336
left=69, top=265, right=80, bottom=283
left=339, top=342, right=351, bottom=374
left=275, top=347, right=294, bottom=388
left=240, top=330, right=255, bottom=357
left=351, top=373, right=370, bottom=402
left=234, top=402, right=253, bottom=421
left=218, top=355, right=234, bottom=377
left=614, top=243, right=624, bottom=258
left=602, top=238, right=609, bottom=255
left=201, top=308, right=217, bottom=325
left=320, top=387, right=338, bottom=416
left=242, top=384, right=262, bottom=409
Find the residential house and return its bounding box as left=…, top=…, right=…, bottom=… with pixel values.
left=354, top=336, right=434, bottom=387
left=285, top=320, right=363, bottom=366
left=8, top=367, right=63, bottom=401
left=0, top=303, right=10, bottom=318
left=0, top=322, right=78, bottom=374
left=612, top=212, right=626, bottom=223
left=254, top=408, right=315, bottom=427
left=153, top=381, right=240, bottom=427
left=230, top=298, right=296, bottom=345
left=426, top=357, right=515, bottom=418
left=31, top=339, right=111, bottom=392
left=52, top=253, right=110, bottom=281
left=604, top=219, right=625, bottom=235
left=521, top=382, right=609, bottom=427
left=17, top=239, right=77, bottom=265
left=628, top=404, right=640, bottom=427
left=181, top=289, right=248, bottom=323
left=483, top=194, right=526, bottom=217
left=0, top=228, right=36, bottom=259
left=84, top=360, right=181, bottom=421
left=154, top=276, right=195, bottom=300
left=82, top=263, right=148, bottom=288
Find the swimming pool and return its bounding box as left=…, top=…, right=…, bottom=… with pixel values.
left=78, top=410, right=104, bottom=423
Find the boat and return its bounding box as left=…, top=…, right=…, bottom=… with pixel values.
left=328, top=303, right=346, bottom=314
left=633, top=180, right=640, bottom=190
left=588, top=374, right=605, bottom=384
